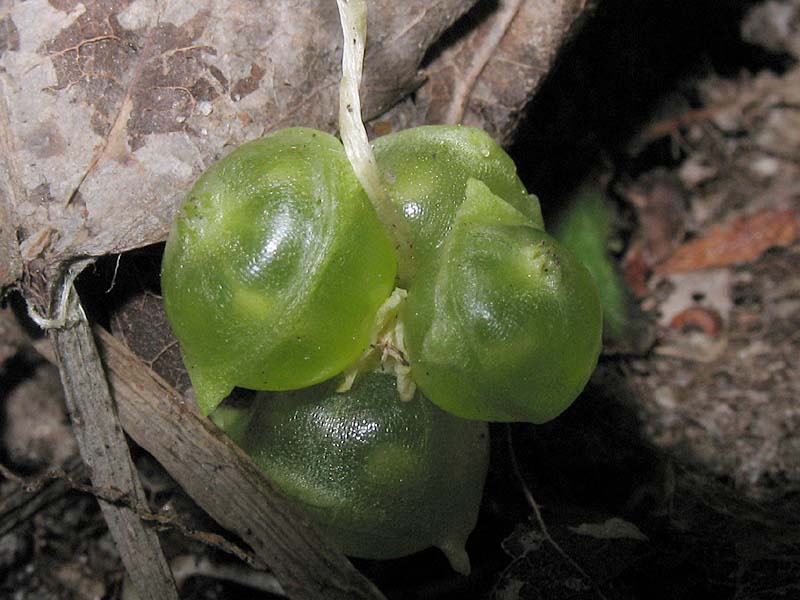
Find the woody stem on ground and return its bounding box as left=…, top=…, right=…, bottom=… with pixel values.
left=30, top=273, right=180, bottom=600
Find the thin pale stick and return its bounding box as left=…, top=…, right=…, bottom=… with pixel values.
left=48, top=282, right=180, bottom=600
left=336, top=0, right=415, bottom=281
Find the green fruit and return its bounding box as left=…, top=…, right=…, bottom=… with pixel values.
left=373, top=125, right=544, bottom=279
left=240, top=372, right=489, bottom=574
left=161, top=128, right=397, bottom=415
left=405, top=179, right=602, bottom=423
left=208, top=397, right=254, bottom=445
left=369, top=126, right=601, bottom=420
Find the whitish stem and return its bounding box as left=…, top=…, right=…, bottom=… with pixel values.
left=336, top=0, right=415, bottom=281
left=338, top=287, right=416, bottom=401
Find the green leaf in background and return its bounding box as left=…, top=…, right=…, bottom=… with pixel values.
left=551, top=183, right=629, bottom=341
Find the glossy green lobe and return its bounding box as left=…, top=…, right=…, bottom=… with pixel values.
left=406, top=179, right=603, bottom=423
left=373, top=125, right=543, bottom=282
left=241, top=372, right=489, bottom=573
left=161, top=128, right=397, bottom=415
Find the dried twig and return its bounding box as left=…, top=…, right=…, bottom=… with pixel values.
left=0, top=457, right=83, bottom=495
left=0, top=456, right=87, bottom=537
left=43, top=280, right=180, bottom=600
left=505, top=424, right=609, bottom=600
left=0, top=457, right=264, bottom=569
left=634, top=106, right=724, bottom=148
left=445, top=0, right=523, bottom=125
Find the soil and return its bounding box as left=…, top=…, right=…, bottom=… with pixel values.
left=2, top=1, right=799, bottom=599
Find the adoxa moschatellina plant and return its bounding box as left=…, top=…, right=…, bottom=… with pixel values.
left=161, top=0, right=602, bottom=573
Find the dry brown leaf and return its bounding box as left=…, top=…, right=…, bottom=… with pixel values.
left=621, top=244, right=649, bottom=298
left=668, top=306, right=723, bottom=338
left=655, top=206, right=799, bottom=274
left=386, top=0, right=594, bottom=145
left=0, top=0, right=478, bottom=287
left=0, top=0, right=594, bottom=293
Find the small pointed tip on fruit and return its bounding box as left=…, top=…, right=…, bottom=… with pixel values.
left=208, top=403, right=253, bottom=445
left=191, top=372, right=234, bottom=417
left=438, top=539, right=471, bottom=576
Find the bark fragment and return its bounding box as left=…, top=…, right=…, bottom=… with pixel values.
left=47, top=283, right=179, bottom=600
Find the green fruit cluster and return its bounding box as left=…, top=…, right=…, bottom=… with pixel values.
left=161, top=124, right=602, bottom=571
